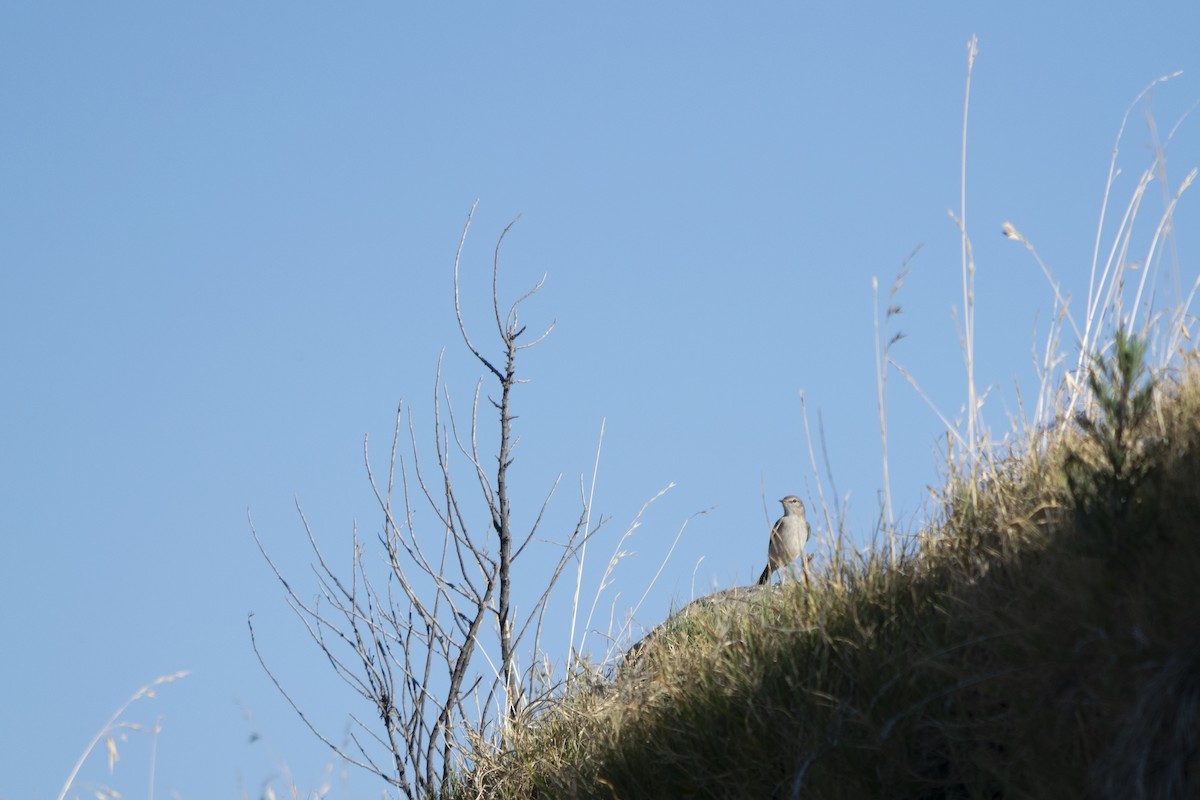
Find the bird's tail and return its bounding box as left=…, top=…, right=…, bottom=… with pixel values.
left=757, top=565, right=771, bottom=585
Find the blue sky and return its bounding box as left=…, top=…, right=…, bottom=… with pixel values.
left=3, top=3, right=1199, bottom=798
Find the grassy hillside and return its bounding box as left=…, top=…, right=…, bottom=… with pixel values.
left=462, top=341, right=1200, bottom=799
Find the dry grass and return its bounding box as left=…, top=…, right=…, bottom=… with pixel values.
left=456, top=356, right=1200, bottom=799
left=448, top=58, right=1200, bottom=799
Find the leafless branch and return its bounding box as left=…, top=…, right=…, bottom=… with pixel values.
left=251, top=206, right=588, bottom=798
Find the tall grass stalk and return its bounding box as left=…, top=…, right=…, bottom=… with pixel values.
left=799, top=391, right=839, bottom=568
left=872, top=252, right=917, bottom=562
left=57, top=671, right=188, bottom=800
left=567, top=417, right=606, bottom=671
left=577, top=483, right=675, bottom=663
left=872, top=276, right=894, bottom=560
left=1081, top=73, right=1182, bottom=371
left=958, top=34, right=981, bottom=499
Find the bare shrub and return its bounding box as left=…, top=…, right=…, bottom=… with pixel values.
left=249, top=204, right=602, bottom=798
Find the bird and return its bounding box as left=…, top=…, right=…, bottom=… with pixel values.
left=758, top=495, right=809, bottom=585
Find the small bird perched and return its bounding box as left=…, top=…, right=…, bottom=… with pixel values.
left=758, top=495, right=809, bottom=585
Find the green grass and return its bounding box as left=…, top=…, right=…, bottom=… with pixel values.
left=458, top=347, right=1200, bottom=799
